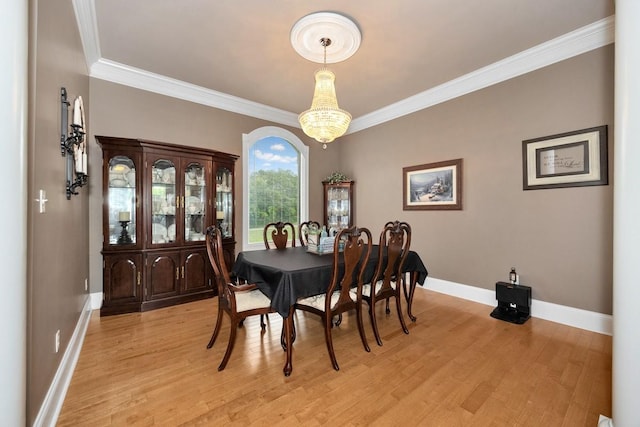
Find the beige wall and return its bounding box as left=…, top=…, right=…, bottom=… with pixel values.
left=340, top=46, right=614, bottom=314
left=28, top=0, right=90, bottom=423
left=89, top=47, right=614, bottom=315
left=88, top=80, right=342, bottom=293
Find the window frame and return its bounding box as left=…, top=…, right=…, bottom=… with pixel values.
left=242, top=126, right=309, bottom=251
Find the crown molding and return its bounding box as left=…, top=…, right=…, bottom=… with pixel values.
left=73, top=3, right=614, bottom=133
left=72, top=0, right=101, bottom=68
left=90, top=58, right=301, bottom=127
left=349, top=15, right=614, bottom=133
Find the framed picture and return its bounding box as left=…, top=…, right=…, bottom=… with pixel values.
left=403, top=159, right=462, bottom=210
left=522, top=125, right=608, bottom=190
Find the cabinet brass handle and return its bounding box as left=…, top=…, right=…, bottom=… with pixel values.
left=176, top=268, right=179, bottom=280
left=181, top=266, right=185, bottom=279
left=137, top=272, right=141, bottom=285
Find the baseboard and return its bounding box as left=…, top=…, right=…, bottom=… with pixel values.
left=422, top=277, right=612, bottom=336
left=598, top=415, right=614, bottom=426
left=90, top=291, right=102, bottom=310
left=33, top=296, right=93, bottom=427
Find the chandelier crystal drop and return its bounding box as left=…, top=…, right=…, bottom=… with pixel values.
left=298, top=38, right=351, bottom=149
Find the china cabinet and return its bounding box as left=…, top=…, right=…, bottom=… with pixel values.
left=322, top=180, right=354, bottom=231
left=97, top=136, right=237, bottom=316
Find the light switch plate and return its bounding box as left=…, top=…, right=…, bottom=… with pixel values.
left=37, top=189, right=48, bottom=213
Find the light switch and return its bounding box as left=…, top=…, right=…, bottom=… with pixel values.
left=36, top=189, right=48, bottom=213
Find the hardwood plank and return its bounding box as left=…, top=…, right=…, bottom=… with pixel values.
left=57, top=288, right=611, bottom=426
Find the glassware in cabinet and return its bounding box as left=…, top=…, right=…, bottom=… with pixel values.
left=323, top=180, right=354, bottom=231
left=107, top=155, right=137, bottom=245
left=184, top=161, right=207, bottom=242
left=216, top=166, right=233, bottom=238
left=150, top=158, right=177, bottom=244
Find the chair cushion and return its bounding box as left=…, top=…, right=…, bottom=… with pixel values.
left=353, top=280, right=397, bottom=298
left=235, top=289, right=272, bottom=312
left=297, top=291, right=341, bottom=311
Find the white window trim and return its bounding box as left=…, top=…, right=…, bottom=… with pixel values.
left=242, top=126, right=309, bottom=251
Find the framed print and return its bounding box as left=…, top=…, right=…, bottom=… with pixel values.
left=403, top=159, right=462, bottom=210
left=522, top=125, right=608, bottom=190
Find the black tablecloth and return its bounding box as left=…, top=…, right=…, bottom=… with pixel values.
left=232, top=246, right=428, bottom=317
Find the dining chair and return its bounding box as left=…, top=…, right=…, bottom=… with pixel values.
left=356, top=220, right=411, bottom=346
left=294, top=226, right=372, bottom=371
left=263, top=221, right=296, bottom=249
left=205, top=225, right=274, bottom=371
left=262, top=221, right=297, bottom=346
left=298, top=220, right=321, bottom=246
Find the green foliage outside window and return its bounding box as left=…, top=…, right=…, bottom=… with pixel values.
left=248, top=169, right=299, bottom=229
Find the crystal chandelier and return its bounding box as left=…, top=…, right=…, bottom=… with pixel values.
left=298, top=38, right=352, bottom=149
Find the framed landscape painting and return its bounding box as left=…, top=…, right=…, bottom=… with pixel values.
left=403, top=158, right=462, bottom=210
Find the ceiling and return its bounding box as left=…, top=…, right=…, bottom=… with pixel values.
left=76, top=0, right=614, bottom=134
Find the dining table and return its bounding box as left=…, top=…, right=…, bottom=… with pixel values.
left=232, top=245, right=428, bottom=376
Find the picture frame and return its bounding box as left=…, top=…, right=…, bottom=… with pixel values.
left=522, top=125, right=608, bottom=190
left=403, top=158, right=462, bottom=210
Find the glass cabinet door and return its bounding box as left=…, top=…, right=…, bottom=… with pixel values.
left=326, top=187, right=351, bottom=229
left=151, top=159, right=177, bottom=244
left=184, top=162, right=207, bottom=242
left=216, top=166, right=233, bottom=238
left=324, top=181, right=354, bottom=231
left=107, top=155, right=137, bottom=245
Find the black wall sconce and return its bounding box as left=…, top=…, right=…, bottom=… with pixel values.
left=60, top=87, right=88, bottom=199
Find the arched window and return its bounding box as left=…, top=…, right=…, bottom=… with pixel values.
left=242, top=127, right=309, bottom=251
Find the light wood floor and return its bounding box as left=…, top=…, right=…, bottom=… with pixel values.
left=57, top=288, right=611, bottom=426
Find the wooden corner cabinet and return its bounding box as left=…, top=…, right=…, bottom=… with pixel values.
left=322, top=180, right=354, bottom=231
left=97, top=136, right=237, bottom=316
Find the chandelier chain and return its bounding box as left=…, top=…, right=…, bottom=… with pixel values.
left=320, top=37, right=331, bottom=66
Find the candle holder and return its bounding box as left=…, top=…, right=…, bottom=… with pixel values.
left=117, top=220, right=133, bottom=244
left=60, top=87, right=89, bottom=200
left=67, top=159, right=88, bottom=199
left=216, top=210, right=225, bottom=233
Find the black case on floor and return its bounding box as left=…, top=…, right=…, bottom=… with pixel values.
left=490, top=281, right=531, bottom=324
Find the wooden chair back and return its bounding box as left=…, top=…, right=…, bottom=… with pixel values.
left=263, top=221, right=296, bottom=249
left=326, top=226, right=373, bottom=315
left=298, top=220, right=321, bottom=246
left=205, top=225, right=233, bottom=305
left=373, top=220, right=412, bottom=292
left=364, top=220, right=412, bottom=346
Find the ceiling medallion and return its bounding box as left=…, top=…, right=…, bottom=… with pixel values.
left=291, top=12, right=361, bottom=63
